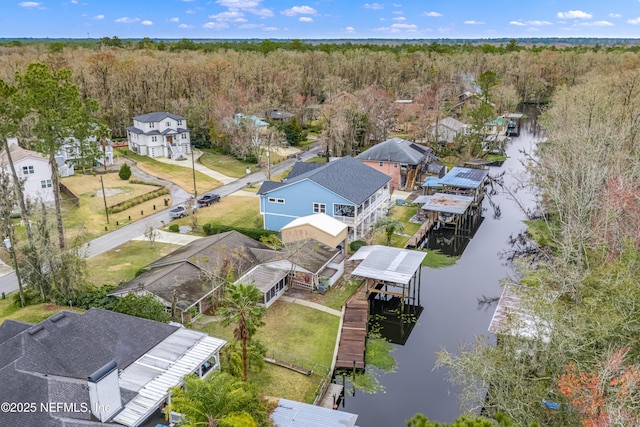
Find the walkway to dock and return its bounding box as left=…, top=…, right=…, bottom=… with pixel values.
left=405, top=218, right=434, bottom=248
left=335, top=285, right=368, bottom=370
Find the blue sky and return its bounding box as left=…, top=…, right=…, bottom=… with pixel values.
left=2, top=0, right=640, bottom=39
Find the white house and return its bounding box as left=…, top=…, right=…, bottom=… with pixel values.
left=126, top=112, right=191, bottom=159
left=0, top=137, right=54, bottom=203
left=55, top=136, right=114, bottom=177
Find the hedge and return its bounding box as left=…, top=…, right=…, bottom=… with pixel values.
left=203, top=222, right=278, bottom=241
left=108, top=186, right=170, bottom=214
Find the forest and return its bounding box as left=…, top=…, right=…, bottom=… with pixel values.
left=1, top=39, right=640, bottom=426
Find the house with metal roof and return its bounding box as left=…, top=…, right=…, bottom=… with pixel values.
left=271, top=398, right=359, bottom=427
left=126, top=112, right=190, bottom=159
left=0, top=309, right=225, bottom=427
left=439, top=166, right=489, bottom=205
left=258, top=156, right=392, bottom=241
left=355, top=137, right=445, bottom=192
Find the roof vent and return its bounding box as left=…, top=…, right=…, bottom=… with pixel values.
left=50, top=312, right=66, bottom=323
left=28, top=325, right=45, bottom=335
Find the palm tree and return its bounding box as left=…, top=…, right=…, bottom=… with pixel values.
left=218, top=283, right=265, bottom=381
left=375, top=217, right=405, bottom=246
left=167, top=372, right=267, bottom=427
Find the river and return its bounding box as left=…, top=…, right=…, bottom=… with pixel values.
left=341, top=122, right=542, bottom=426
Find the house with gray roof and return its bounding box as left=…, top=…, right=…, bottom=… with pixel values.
left=356, top=137, right=445, bottom=191
left=110, top=230, right=345, bottom=313
left=428, top=116, right=470, bottom=143
left=0, top=309, right=225, bottom=427
left=126, top=112, right=190, bottom=159
left=258, top=156, right=391, bottom=241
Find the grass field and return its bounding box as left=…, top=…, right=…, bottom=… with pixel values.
left=172, top=195, right=262, bottom=230
left=199, top=151, right=253, bottom=178
left=0, top=298, right=83, bottom=325
left=371, top=204, right=420, bottom=247
left=60, top=173, right=175, bottom=241
left=116, top=149, right=221, bottom=194
left=87, top=240, right=179, bottom=286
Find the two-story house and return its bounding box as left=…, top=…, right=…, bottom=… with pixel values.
left=55, top=136, right=114, bottom=177
left=258, top=156, right=391, bottom=241
left=0, top=137, right=54, bottom=203
left=126, top=112, right=190, bottom=159
left=356, top=137, right=445, bottom=192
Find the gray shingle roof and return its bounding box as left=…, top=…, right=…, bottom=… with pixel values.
left=133, top=112, right=186, bottom=122
left=0, top=319, right=31, bottom=345
left=0, top=309, right=178, bottom=427
left=356, top=137, right=432, bottom=165
left=286, top=161, right=324, bottom=179
left=259, top=157, right=390, bottom=204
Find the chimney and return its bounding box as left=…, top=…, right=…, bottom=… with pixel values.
left=87, top=360, right=122, bottom=422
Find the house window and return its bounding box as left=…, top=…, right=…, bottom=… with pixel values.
left=149, top=122, right=155, bottom=128
left=394, top=163, right=398, bottom=168
left=22, top=165, right=34, bottom=175
left=268, top=197, right=285, bottom=204
left=313, top=203, right=326, bottom=214
left=177, top=120, right=183, bottom=126
left=151, top=136, right=158, bottom=142
left=166, top=121, right=171, bottom=127
left=40, top=179, right=52, bottom=188
left=379, top=161, right=384, bottom=167
left=182, top=133, right=187, bottom=139
left=334, top=204, right=354, bottom=217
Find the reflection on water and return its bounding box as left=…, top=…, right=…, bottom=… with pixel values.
left=369, top=298, right=424, bottom=345
left=341, top=122, right=541, bottom=426
left=426, top=215, right=485, bottom=257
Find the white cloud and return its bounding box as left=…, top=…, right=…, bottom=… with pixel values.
left=392, top=11, right=403, bottom=15
left=511, top=20, right=552, bottom=26
left=203, top=21, right=229, bottom=29
left=19, top=2, right=40, bottom=7
left=179, top=23, right=194, bottom=28
left=609, top=13, right=621, bottom=18
left=299, top=16, right=313, bottom=22
left=464, top=20, right=485, bottom=25
left=209, top=10, right=245, bottom=21
left=391, top=23, right=417, bottom=29
left=247, top=8, right=273, bottom=17
left=115, top=17, right=140, bottom=23
left=186, top=9, right=196, bottom=14
left=627, top=17, right=640, bottom=24
left=168, top=17, right=179, bottom=22
left=364, top=3, right=383, bottom=10
left=70, top=0, right=78, bottom=4
left=344, top=26, right=355, bottom=33
left=557, top=10, right=592, bottom=19
left=282, top=5, right=317, bottom=16
left=93, top=14, right=104, bottom=20
left=393, top=16, right=406, bottom=21
left=238, top=23, right=262, bottom=29
left=141, top=20, right=153, bottom=26
left=216, top=0, right=260, bottom=7
left=264, top=26, right=278, bottom=31
left=392, top=3, right=401, bottom=6
left=424, top=11, right=442, bottom=17
left=579, top=20, right=614, bottom=27
left=509, top=20, right=526, bottom=26
left=182, top=0, right=196, bottom=2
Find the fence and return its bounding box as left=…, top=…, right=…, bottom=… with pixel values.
left=59, top=182, right=80, bottom=206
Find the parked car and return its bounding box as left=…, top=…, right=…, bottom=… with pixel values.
left=169, top=203, right=198, bottom=219
left=197, top=193, right=221, bottom=207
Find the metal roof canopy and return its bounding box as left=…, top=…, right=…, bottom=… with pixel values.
left=488, top=284, right=551, bottom=343
left=420, top=193, right=474, bottom=215
left=439, top=166, right=489, bottom=189
left=271, top=398, right=358, bottom=427
left=350, top=245, right=426, bottom=285
left=113, top=328, right=226, bottom=427
left=422, top=176, right=443, bottom=188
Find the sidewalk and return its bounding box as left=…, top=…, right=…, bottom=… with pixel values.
left=131, top=229, right=202, bottom=245
left=279, top=295, right=341, bottom=317
left=152, top=150, right=238, bottom=185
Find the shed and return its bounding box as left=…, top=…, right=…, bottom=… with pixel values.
left=271, top=398, right=358, bottom=427
left=281, top=213, right=348, bottom=252
left=489, top=284, right=551, bottom=343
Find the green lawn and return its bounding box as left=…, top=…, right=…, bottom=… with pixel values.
left=420, top=249, right=460, bottom=268
left=115, top=148, right=220, bottom=194
left=172, top=195, right=261, bottom=231
left=87, top=241, right=179, bottom=287
left=372, top=204, right=420, bottom=247
left=0, top=298, right=83, bottom=325
left=199, top=151, right=253, bottom=178
left=249, top=364, right=322, bottom=403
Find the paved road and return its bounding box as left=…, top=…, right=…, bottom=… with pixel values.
left=0, top=145, right=321, bottom=296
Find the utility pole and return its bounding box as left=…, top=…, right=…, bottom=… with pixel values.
left=100, top=175, right=109, bottom=224
left=191, top=147, right=197, bottom=198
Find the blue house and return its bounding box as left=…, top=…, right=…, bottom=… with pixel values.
left=258, top=157, right=391, bottom=241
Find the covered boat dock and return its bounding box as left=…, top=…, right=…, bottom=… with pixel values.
left=415, top=192, right=476, bottom=234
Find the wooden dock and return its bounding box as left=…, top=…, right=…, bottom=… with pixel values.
left=405, top=218, right=434, bottom=249
left=335, top=287, right=368, bottom=370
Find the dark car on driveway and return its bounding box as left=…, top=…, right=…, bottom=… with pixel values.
left=197, top=193, right=221, bottom=207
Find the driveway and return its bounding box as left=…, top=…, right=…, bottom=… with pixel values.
left=0, top=144, right=322, bottom=295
